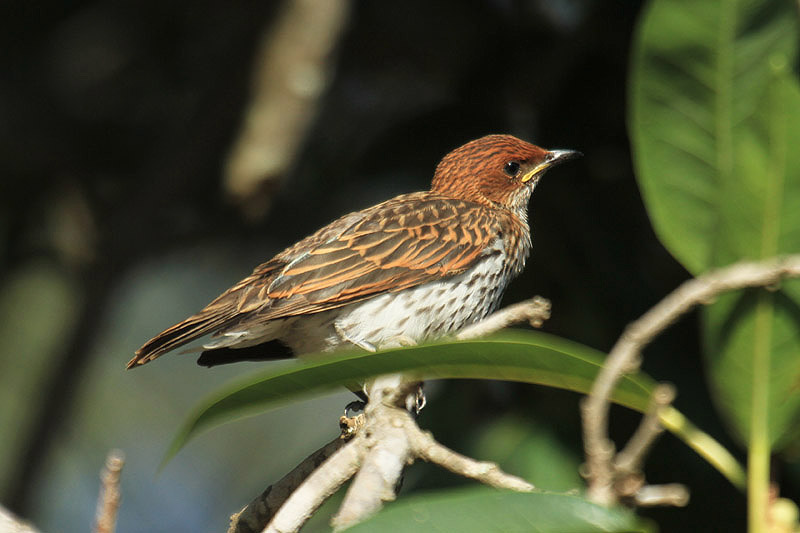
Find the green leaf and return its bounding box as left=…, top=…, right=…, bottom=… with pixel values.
left=346, top=487, right=653, bottom=533
left=630, top=0, right=800, bottom=449
left=630, top=0, right=798, bottom=274
left=165, top=330, right=745, bottom=489
left=703, top=72, right=800, bottom=449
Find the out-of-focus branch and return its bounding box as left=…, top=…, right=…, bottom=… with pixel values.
left=93, top=450, right=125, bottom=533
left=0, top=506, right=40, bottom=533
left=582, top=255, right=800, bottom=506
left=224, top=0, right=351, bottom=219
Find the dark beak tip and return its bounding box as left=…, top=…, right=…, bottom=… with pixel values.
left=548, top=149, right=583, bottom=165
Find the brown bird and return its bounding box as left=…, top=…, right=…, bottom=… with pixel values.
left=129, top=135, right=579, bottom=369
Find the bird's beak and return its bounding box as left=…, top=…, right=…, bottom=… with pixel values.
left=521, top=149, right=582, bottom=183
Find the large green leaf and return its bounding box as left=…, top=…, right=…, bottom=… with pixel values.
left=630, top=0, right=800, bottom=449
left=703, top=73, right=800, bottom=449
left=630, top=0, right=798, bottom=274
left=347, top=487, right=653, bottom=533
left=165, top=330, right=745, bottom=489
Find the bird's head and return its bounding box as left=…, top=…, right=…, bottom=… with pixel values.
left=431, top=134, right=580, bottom=215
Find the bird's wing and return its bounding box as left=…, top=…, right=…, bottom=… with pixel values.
left=129, top=193, right=504, bottom=367
left=250, top=194, right=500, bottom=319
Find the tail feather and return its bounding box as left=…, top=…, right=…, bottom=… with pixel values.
left=128, top=311, right=237, bottom=369
left=196, top=340, right=293, bottom=367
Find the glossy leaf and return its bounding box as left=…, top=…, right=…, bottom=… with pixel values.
left=347, top=487, right=653, bottom=533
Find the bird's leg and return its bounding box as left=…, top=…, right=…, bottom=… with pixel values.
left=376, top=335, right=425, bottom=414
left=339, top=400, right=366, bottom=439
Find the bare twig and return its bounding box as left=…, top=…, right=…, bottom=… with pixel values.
left=582, top=255, right=800, bottom=506
left=634, top=484, right=690, bottom=507
left=456, top=296, right=551, bottom=340
left=615, top=383, right=675, bottom=473
left=93, top=450, right=125, bottom=533
left=224, top=0, right=351, bottom=219
left=410, top=422, right=534, bottom=491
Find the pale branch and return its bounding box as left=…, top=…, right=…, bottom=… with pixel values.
left=251, top=297, right=551, bottom=532
left=633, top=484, right=690, bottom=507
left=264, top=438, right=364, bottom=533
left=331, top=375, right=416, bottom=530
left=456, top=296, right=551, bottom=341
left=229, top=437, right=346, bottom=533
left=409, top=422, right=534, bottom=491
left=614, top=383, right=675, bottom=474
left=0, top=506, right=40, bottom=533
left=93, top=450, right=124, bottom=533
left=582, top=255, right=800, bottom=506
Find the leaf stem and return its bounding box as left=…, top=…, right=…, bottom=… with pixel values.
left=748, top=292, right=773, bottom=533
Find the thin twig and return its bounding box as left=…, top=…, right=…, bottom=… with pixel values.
left=93, top=450, right=125, bottom=533
left=582, top=255, right=800, bottom=505
left=456, top=297, right=551, bottom=340
left=634, top=484, right=690, bottom=507
left=615, top=383, right=676, bottom=473
left=410, top=423, right=534, bottom=491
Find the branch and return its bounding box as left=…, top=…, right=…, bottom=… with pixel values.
left=331, top=375, right=417, bottom=530
left=409, top=422, right=533, bottom=491
left=582, top=255, right=800, bottom=506
left=251, top=297, right=550, bottom=532
left=265, top=440, right=363, bottom=533
left=229, top=437, right=346, bottom=533
left=0, top=506, right=39, bottom=533
left=456, top=296, right=550, bottom=340
left=614, top=383, right=675, bottom=474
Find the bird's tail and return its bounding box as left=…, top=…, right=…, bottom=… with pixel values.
left=127, top=310, right=237, bottom=369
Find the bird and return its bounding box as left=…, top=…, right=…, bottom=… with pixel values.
left=128, top=134, right=579, bottom=370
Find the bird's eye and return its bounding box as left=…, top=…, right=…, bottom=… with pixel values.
left=504, top=161, right=521, bottom=176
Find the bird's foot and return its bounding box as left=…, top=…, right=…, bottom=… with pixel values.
left=339, top=400, right=366, bottom=439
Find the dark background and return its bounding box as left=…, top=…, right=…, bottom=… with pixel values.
left=0, top=0, right=771, bottom=531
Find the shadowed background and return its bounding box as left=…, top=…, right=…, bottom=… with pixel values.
left=0, top=0, right=773, bottom=531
